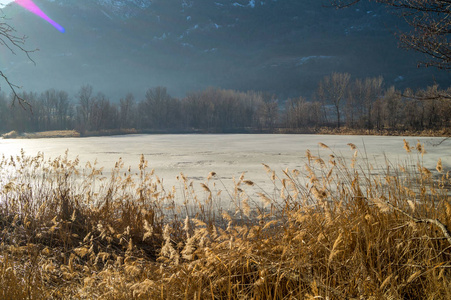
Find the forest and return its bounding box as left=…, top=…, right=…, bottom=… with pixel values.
left=1, top=72, right=450, bottom=135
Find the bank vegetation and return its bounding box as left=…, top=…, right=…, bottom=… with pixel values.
left=0, top=141, right=449, bottom=299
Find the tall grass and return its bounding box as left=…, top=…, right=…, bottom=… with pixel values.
left=0, top=142, right=449, bottom=299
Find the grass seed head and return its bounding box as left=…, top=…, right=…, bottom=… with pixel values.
left=347, top=143, right=357, bottom=150
left=319, top=142, right=329, bottom=149
left=403, top=139, right=412, bottom=153
left=436, top=158, right=443, bottom=173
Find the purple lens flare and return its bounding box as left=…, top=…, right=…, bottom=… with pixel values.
left=16, top=0, right=65, bottom=32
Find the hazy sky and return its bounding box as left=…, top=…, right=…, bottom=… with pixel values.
left=0, top=0, right=14, bottom=7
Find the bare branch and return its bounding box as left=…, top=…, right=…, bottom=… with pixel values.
left=0, top=17, right=36, bottom=63
left=384, top=200, right=451, bottom=246
left=330, top=0, right=451, bottom=70
left=0, top=70, right=32, bottom=110
left=429, top=137, right=450, bottom=146
left=0, top=13, right=37, bottom=109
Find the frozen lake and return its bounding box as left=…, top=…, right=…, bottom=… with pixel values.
left=0, top=134, right=449, bottom=193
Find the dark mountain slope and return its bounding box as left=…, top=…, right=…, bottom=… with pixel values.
left=1, top=0, right=448, bottom=100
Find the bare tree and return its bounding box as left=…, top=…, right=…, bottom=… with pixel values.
left=76, top=85, right=94, bottom=132
left=285, top=97, right=324, bottom=129
left=55, top=90, right=71, bottom=129
left=141, top=86, right=180, bottom=130
left=0, top=15, right=36, bottom=107
left=330, top=0, right=451, bottom=70
left=362, top=76, right=384, bottom=129
left=119, top=93, right=135, bottom=129
left=256, top=93, right=279, bottom=132
left=382, top=86, right=403, bottom=129
left=90, top=93, right=118, bottom=131
left=318, top=72, right=351, bottom=128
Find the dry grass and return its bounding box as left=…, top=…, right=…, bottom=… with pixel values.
left=2, top=130, right=81, bottom=139
left=1, top=131, right=21, bottom=139
left=280, top=126, right=451, bottom=137
left=0, top=143, right=450, bottom=299
left=1, top=129, right=140, bottom=139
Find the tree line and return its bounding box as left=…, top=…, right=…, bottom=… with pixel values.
left=0, top=73, right=449, bottom=134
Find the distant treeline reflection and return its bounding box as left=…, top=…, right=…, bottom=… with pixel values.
left=1, top=73, right=449, bottom=135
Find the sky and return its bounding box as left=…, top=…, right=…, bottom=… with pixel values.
left=0, top=0, right=14, bottom=7
left=0, top=0, right=65, bottom=32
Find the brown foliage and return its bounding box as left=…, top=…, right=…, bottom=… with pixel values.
left=0, top=144, right=450, bottom=299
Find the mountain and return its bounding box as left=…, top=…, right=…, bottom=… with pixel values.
left=1, top=0, right=449, bottom=100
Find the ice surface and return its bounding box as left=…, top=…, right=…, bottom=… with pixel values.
left=0, top=134, right=449, bottom=200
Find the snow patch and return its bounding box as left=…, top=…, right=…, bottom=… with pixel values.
left=233, top=1, right=256, bottom=8
left=296, top=56, right=333, bottom=65
left=394, top=75, right=405, bottom=82
left=181, top=0, right=192, bottom=9
left=153, top=33, right=168, bottom=41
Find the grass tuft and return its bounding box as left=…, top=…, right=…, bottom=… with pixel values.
left=0, top=143, right=450, bottom=299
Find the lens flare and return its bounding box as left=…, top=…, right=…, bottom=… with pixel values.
left=15, top=0, right=65, bottom=33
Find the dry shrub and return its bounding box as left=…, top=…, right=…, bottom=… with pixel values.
left=0, top=143, right=449, bottom=299
left=1, top=130, right=20, bottom=139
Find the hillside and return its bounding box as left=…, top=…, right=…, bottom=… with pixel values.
left=1, top=0, right=449, bottom=99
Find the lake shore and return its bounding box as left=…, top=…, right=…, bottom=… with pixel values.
left=1, top=130, right=81, bottom=139
left=2, top=127, right=450, bottom=139
left=1, top=129, right=135, bottom=139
